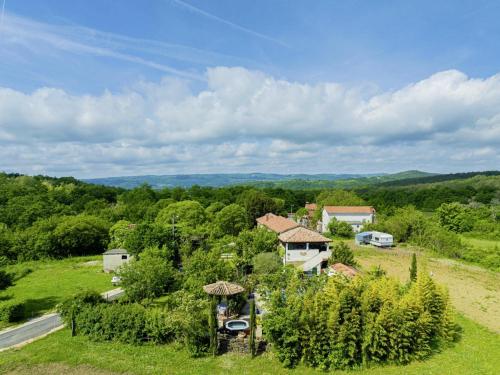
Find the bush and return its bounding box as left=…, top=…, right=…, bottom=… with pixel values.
left=0, top=269, right=13, bottom=290
left=0, top=301, right=25, bottom=322
left=329, top=241, right=356, bottom=266
left=119, top=247, right=179, bottom=302
left=328, top=218, right=354, bottom=238
left=253, top=252, right=283, bottom=274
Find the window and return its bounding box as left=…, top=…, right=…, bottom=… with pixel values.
left=121, top=255, right=128, bottom=260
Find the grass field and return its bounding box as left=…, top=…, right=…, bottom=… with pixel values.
left=0, top=256, right=112, bottom=328
left=353, top=244, right=500, bottom=333
left=0, top=314, right=498, bottom=375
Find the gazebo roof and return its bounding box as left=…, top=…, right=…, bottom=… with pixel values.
left=203, top=281, right=245, bottom=296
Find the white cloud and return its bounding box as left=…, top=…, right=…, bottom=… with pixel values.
left=0, top=67, right=499, bottom=177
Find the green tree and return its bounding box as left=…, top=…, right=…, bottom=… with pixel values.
left=156, top=200, right=206, bottom=228
left=329, top=241, right=356, bottom=266
left=119, top=247, right=179, bottom=302
left=108, top=220, right=134, bottom=249
left=235, top=228, right=278, bottom=268
left=53, top=215, right=110, bottom=257
left=252, top=252, right=283, bottom=274
left=436, top=202, right=473, bottom=233
left=208, top=295, right=218, bottom=357
left=409, top=253, right=417, bottom=282
left=237, top=190, right=278, bottom=224
left=249, top=298, right=257, bottom=357
left=213, top=204, right=248, bottom=237
left=316, top=190, right=366, bottom=206
left=182, top=249, right=236, bottom=293
left=328, top=218, right=354, bottom=238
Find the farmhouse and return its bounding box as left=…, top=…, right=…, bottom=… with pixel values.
left=256, top=213, right=299, bottom=234
left=278, top=226, right=331, bottom=275
left=103, top=248, right=132, bottom=272
left=321, top=206, right=375, bottom=233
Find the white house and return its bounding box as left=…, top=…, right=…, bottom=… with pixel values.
left=321, top=206, right=375, bottom=233
left=103, top=249, right=132, bottom=273
left=278, top=226, right=331, bottom=275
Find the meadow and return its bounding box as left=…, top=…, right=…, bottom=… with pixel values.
left=0, top=256, right=112, bottom=328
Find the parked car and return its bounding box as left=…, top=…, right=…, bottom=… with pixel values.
left=111, top=276, right=121, bottom=285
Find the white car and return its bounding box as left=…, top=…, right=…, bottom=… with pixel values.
left=111, top=276, right=121, bottom=285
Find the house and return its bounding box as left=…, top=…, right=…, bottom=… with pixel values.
left=355, top=231, right=393, bottom=247
left=256, top=213, right=299, bottom=234
left=327, top=263, right=360, bottom=278
left=103, top=249, right=132, bottom=273
left=305, top=203, right=317, bottom=218
left=321, top=206, right=375, bottom=233
left=278, top=226, right=331, bottom=275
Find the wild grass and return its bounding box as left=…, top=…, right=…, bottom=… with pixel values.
left=0, top=256, right=112, bottom=328
left=0, top=314, right=498, bottom=375
left=354, top=244, right=500, bottom=333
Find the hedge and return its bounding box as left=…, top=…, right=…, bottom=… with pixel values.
left=0, top=301, right=25, bottom=322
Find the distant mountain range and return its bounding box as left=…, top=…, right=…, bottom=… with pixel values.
left=83, top=170, right=436, bottom=189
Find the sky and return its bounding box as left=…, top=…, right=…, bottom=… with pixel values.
left=0, top=0, right=499, bottom=178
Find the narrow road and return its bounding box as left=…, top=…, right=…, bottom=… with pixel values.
left=0, top=288, right=124, bottom=351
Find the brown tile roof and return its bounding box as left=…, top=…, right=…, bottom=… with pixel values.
left=329, top=263, right=359, bottom=278
left=256, top=213, right=299, bottom=234
left=305, top=203, right=318, bottom=218
left=323, top=206, right=375, bottom=214
left=278, top=226, right=331, bottom=243
left=305, top=203, right=317, bottom=210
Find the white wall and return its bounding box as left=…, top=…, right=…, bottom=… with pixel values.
left=103, top=254, right=131, bottom=272
left=321, top=210, right=374, bottom=233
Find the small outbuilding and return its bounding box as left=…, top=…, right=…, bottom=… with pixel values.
left=103, top=248, right=131, bottom=273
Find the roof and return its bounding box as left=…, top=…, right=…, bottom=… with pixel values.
left=203, top=281, right=245, bottom=295
left=305, top=203, right=317, bottom=210
left=103, top=248, right=128, bottom=255
left=323, top=206, right=375, bottom=214
left=256, top=213, right=299, bottom=234
left=278, top=226, right=331, bottom=243
left=330, top=263, right=359, bottom=278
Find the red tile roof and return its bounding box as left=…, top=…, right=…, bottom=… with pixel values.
left=256, top=213, right=299, bottom=234
left=329, top=263, right=359, bottom=277
left=278, top=226, right=331, bottom=243
left=323, top=206, right=375, bottom=214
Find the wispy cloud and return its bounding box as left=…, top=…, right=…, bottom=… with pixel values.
left=171, top=0, right=289, bottom=48
left=0, top=13, right=263, bottom=82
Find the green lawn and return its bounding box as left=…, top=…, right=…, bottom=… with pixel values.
left=0, top=256, right=113, bottom=327
left=0, top=314, right=498, bottom=374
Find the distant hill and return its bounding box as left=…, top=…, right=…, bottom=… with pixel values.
left=377, top=171, right=500, bottom=187
left=83, top=170, right=434, bottom=189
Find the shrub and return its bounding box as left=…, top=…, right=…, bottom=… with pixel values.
left=329, top=241, right=356, bottom=266
left=0, top=269, right=13, bottom=290
left=252, top=252, right=282, bottom=274
left=0, top=301, right=25, bottom=322
left=328, top=218, right=354, bottom=238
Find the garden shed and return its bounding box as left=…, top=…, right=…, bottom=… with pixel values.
left=103, top=248, right=131, bottom=272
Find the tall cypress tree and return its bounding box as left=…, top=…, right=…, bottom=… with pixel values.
left=249, top=298, right=256, bottom=357
left=409, top=253, right=417, bottom=282
left=208, top=295, right=218, bottom=356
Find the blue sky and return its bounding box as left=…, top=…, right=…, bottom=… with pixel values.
left=0, top=0, right=499, bottom=177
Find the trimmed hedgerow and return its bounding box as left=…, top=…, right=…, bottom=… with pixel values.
left=58, top=290, right=210, bottom=357
left=0, top=301, right=25, bottom=322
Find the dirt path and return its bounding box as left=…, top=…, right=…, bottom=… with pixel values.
left=355, top=246, right=500, bottom=333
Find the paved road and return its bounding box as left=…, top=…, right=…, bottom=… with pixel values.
left=0, top=288, right=124, bottom=350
